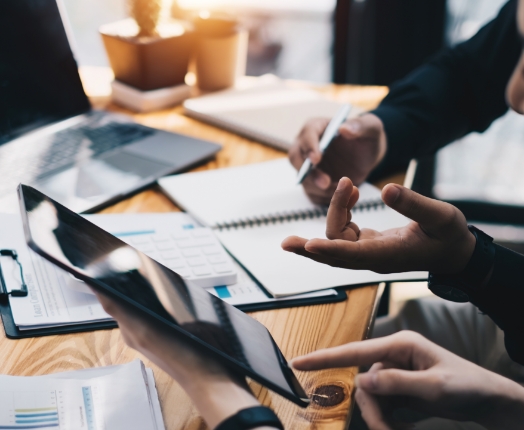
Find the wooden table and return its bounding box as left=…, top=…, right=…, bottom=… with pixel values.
left=0, top=74, right=389, bottom=430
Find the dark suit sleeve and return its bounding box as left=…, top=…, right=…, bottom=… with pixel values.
left=370, top=0, right=521, bottom=179
left=470, top=245, right=524, bottom=366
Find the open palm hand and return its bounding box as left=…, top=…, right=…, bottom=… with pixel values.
left=282, top=178, right=476, bottom=275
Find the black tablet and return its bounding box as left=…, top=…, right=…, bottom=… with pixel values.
left=17, top=184, right=309, bottom=407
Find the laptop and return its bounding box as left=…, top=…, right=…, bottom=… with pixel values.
left=0, top=0, right=221, bottom=213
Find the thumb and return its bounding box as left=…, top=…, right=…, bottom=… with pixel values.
left=381, top=184, right=460, bottom=235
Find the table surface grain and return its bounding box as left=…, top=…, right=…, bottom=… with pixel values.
left=0, top=74, right=390, bottom=430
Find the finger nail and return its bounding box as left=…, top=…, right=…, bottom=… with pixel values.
left=383, top=184, right=401, bottom=205
left=346, top=121, right=361, bottom=134
left=336, top=178, right=347, bottom=191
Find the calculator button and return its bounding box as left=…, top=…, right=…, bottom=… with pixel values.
left=135, top=243, right=155, bottom=253
left=175, top=269, right=191, bottom=278
left=155, top=242, right=175, bottom=251
left=182, top=249, right=201, bottom=258
left=130, top=236, right=150, bottom=245
left=151, top=234, right=170, bottom=242
left=194, top=238, right=215, bottom=246
left=161, top=251, right=180, bottom=259
left=191, top=229, right=211, bottom=238
left=213, top=264, right=234, bottom=274
left=187, top=257, right=206, bottom=267
left=175, top=239, right=198, bottom=248
left=202, top=246, right=221, bottom=255
left=192, top=267, right=213, bottom=276
left=145, top=252, right=158, bottom=260
left=167, top=260, right=186, bottom=269
left=171, top=232, right=191, bottom=240
left=207, top=255, right=226, bottom=264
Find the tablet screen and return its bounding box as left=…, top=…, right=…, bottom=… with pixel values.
left=18, top=184, right=308, bottom=406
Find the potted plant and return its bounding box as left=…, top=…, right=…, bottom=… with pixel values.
left=100, top=0, right=194, bottom=91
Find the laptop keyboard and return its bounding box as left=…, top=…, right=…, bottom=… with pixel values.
left=0, top=118, right=155, bottom=197
left=36, top=122, right=155, bottom=173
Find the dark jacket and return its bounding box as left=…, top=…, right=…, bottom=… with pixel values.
left=371, top=0, right=521, bottom=178
left=372, top=0, right=524, bottom=365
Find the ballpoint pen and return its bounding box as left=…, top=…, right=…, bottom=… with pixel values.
left=296, top=103, right=352, bottom=185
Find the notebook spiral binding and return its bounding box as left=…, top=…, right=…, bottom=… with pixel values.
left=216, top=199, right=386, bottom=230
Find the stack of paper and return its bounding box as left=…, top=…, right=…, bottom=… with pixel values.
left=0, top=360, right=164, bottom=430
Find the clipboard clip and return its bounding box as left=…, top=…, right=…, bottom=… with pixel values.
left=0, top=249, right=28, bottom=300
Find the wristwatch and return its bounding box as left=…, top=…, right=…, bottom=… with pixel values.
left=214, top=406, right=284, bottom=430
left=428, top=225, right=495, bottom=303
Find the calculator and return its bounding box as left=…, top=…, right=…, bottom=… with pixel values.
left=117, top=227, right=238, bottom=288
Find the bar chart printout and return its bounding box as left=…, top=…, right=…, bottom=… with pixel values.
left=0, top=361, right=164, bottom=430
left=0, top=390, right=59, bottom=429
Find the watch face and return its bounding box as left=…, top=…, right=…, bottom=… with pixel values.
left=429, top=284, right=470, bottom=303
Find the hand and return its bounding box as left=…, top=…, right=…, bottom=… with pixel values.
left=292, top=331, right=524, bottom=430
left=93, top=292, right=262, bottom=429
left=282, top=178, right=476, bottom=275
left=288, top=113, right=387, bottom=205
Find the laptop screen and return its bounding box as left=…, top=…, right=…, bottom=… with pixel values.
left=0, top=0, right=90, bottom=144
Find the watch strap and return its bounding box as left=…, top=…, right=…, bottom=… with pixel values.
left=214, top=406, right=284, bottom=430
left=428, top=225, right=495, bottom=302
left=459, top=225, right=495, bottom=286
left=428, top=273, right=471, bottom=302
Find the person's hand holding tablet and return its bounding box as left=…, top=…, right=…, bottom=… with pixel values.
left=97, top=291, right=524, bottom=430
left=93, top=291, right=272, bottom=430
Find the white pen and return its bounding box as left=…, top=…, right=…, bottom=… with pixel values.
left=296, top=103, right=352, bottom=185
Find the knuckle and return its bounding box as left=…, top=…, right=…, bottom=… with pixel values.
left=434, top=204, right=461, bottom=231
left=396, top=330, right=424, bottom=346
left=394, top=331, right=426, bottom=357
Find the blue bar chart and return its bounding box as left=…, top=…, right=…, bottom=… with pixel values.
left=0, top=391, right=59, bottom=429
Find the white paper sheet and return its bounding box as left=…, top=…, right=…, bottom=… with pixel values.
left=0, top=360, right=165, bottom=430
left=0, top=214, right=112, bottom=329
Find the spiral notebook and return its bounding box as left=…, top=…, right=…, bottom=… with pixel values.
left=158, top=159, right=427, bottom=297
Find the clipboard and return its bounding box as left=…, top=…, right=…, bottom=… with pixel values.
left=0, top=262, right=117, bottom=339
left=0, top=263, right=346, bottom=339
left=0, top=298, right=118, bottom=339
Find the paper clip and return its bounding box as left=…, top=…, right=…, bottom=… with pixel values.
left=0, top=249, right=29, bottom=300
